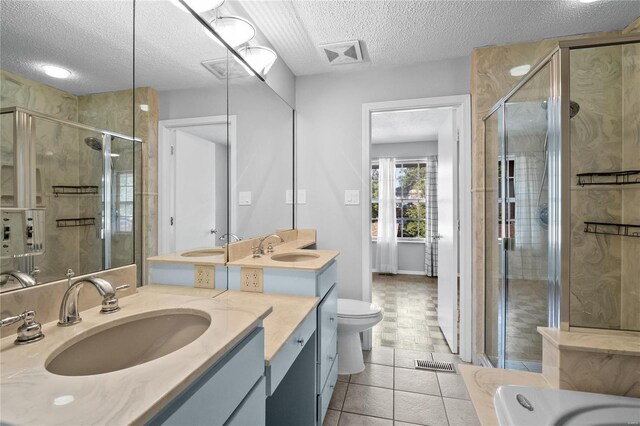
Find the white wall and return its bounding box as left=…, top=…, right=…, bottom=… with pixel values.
left=371, top=242, right=426, bottom=274
left=296, top=57, right=470, bottom=300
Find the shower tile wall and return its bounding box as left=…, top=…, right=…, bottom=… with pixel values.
left=620, top=38, right=640, bottom=330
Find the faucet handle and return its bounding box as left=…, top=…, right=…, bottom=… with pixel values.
left=101, top=284, right=130, bottom=314
left=252, top=246, right=261, bottom=258
left=267, top=242, right=275, bottom=254
left=0, top=310, right=44, bottom=345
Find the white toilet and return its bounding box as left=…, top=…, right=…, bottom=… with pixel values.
left=337, top=298, right=384, bottom=375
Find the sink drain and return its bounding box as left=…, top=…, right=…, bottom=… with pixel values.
left=414, top=359, right=456, bottom=373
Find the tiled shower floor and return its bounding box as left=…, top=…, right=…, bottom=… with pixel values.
left=372, top=274, right=452, bottom=354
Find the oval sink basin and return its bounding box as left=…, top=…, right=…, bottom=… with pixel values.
left=46, top=312, right=210, bottom=376
left=181, top=248, right=224, bottom=257
left=271, top=253, right=320, bottom=262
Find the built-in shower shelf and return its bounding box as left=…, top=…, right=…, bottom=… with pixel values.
left=52, top=185, right=99, bottom=196
left=56, top=217, right=96, bottom=228
left=577, top=170, right=640, bottom=186
left=583, top=222, right=640, bottom=238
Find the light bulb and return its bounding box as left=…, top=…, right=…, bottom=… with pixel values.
left=237, top=46, right=277, bottom=76
left=42, top=65, right=71, bottom=79
left=171, top=0, right=225, bottom=14
left=203, top=16, right=255, bottom=48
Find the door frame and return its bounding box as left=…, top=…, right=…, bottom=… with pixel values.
left=361, top=95, right=472, bottom=362
left=158, top=115, right=237, bottom=254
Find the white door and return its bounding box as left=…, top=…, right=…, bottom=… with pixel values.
left=437, top=109, right=459, bottom=353
left=174, top=130, right=216, bottom=251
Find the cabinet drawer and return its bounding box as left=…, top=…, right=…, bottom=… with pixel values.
left=317, top=355, right=338, bottom=425
left=317, top=261, right=337, bottom=298
left=151, top=327, right=265, bottom=426
left=317, top=285, right=337, bottom=353
left=266, top=309, right=316, bottom=396
left=318, top=330, right=337, bottom=393
left=225, top=377, right=266, bottom=426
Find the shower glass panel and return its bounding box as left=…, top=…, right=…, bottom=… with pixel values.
left=484, top=110, right=502, bottom=368
left=0, top=112, right=15, bottom=208
left=503, top=63, right=551, bottom=370
left=110, top=136, right=135, bottom=269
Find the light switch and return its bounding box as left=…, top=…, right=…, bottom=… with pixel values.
left=297, top=189, right=307, bottom=204
left=285, top=190, right=293, bottom=204
left=345, top=190, right=360, bottom=205
left=239, top=191, right=251, bottom=206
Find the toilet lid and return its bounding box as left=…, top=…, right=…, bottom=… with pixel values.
left=338, top=298, right=382, bottom=319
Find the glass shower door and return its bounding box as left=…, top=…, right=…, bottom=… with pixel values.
left=502, top=63, right=552, bottom=371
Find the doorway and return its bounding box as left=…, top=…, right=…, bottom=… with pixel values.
left=362, top=96, right=472, bottom=362
left=158, top=115, right=237, bottom=254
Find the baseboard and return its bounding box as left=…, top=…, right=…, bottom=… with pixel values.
left=372, top=269, right=427, bottom=276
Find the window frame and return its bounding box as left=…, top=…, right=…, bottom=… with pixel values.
left=114, top=170, right=134, bottom=234
left=371, top=157, right=428, bottom=242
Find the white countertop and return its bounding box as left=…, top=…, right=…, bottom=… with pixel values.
left=0, top=291, right=271, bottom=425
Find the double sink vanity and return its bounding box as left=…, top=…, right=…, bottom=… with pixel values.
left=0, top=229, right=339, bottom=425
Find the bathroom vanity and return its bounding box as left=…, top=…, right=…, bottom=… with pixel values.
left=147, top=247, right=227, bottom=288
left=227, top=237, right=340, bottom=425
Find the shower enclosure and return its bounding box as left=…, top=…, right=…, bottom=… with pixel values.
left=0, top=107, right=140, bottom=285
left=483, top=34, right=640, bottom=370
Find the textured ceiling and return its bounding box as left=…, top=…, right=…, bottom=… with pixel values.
left=371, top=108, right=449, bottom=144
left=239, top=0, right=640, bottom=76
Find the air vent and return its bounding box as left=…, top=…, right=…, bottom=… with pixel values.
left=320, top=40, right=363, bottom=65
left=414, top=359, right=457, bottom=373
left=201, top=58, right=247, bottom=80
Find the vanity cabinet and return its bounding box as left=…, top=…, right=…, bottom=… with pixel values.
left=228, top=259, right=338, bottom=425
left=150, top=327, right=265, bottom=426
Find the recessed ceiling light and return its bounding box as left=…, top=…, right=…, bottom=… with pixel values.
left=139, top=104, right=149, bottom=112
left=42, top=65, right=71, bottom=79
left=203, top=16, right=256, bottom=48
left=171, top=0, right=225, bottom=14
left=510, top=64, right=531, bottom=77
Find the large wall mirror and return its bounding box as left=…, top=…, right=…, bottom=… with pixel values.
left=1, top=0, right=295, bottom=293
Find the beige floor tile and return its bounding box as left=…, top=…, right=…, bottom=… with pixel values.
left=350, top=363, right=394, bottom=389
left=338, top=412, right=393, bottom=426
left=324, top=409, right=341, bottom=426
left=394, top=367, right=441, bottom=396
left=342, top=384, right=394, bottom=420
left=364, top=346, right=395, bottom=366
left=431, top=352, right=469, bottom=368
left=437, top=373, right=470, bottom=400
left=395, top=348, right=433, bottom=369
left=443, top=397, right=480, bottom=426
left=329, top=381, right=349, bottom=410
left=339, top=374, right=352, bottom=383
left=394, top=391, right=448, bottom=425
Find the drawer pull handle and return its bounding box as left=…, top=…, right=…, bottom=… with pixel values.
left=329, top=317, right=335, bottom=322
left=296, top=337, right=305, bottom=346
left=328, top=356, right=334, bottom=362
left=330, top=384, right=335, bottom=390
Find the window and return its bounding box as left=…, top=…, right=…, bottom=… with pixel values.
left=498, top=157, right=516, bottom=238
left=371, top=159, right=427, bottom=240
left=115, top=171, right=134, bottom=233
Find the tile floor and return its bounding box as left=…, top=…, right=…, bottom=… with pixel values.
left=372, top=274, right=452, bottom=354
left=323, top=347, right=479, bottom=426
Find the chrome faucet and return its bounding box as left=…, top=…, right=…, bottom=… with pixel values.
left=0, top=310, right=44, bottom=345
left=253, top=234, right=284, bottom=258
left=58, top=277, right=129, bottom=326
left=219, top=233, right=241, bottom=242
left=0, top=270, right=37, bottom=288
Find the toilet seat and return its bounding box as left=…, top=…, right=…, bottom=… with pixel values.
left=338, top=299, right=382, bottom=319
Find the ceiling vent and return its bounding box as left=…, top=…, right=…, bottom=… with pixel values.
left=201, top=58, right=247, bottom=80
left=320, top=40, right=363, bottom=65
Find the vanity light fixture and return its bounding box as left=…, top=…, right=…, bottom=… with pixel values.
left=42, top=65, right=71, bottom=79
left=510, top=64, right=531, bottom=77
left=237, top=46, right=277, bottom=76
left=171, top=0, right=225, bottom=14
left=203, top=16, right=256, bottom=48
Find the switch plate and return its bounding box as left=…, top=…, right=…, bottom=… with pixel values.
left=194, top=265, right=215, bottom=289
left=239, top=191, right=251, bottom=206
left=240, top=267, right=263, bottom=293
left=285, top=189, right=293, bottom=204
left=297, top=189, right=307, bottom=204
left=345, top=190, right=360, bottom=205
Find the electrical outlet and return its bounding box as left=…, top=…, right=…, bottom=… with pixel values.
left=240, top=267, right=263, bottom=293
left=194, top=265, right=215, bottom=289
